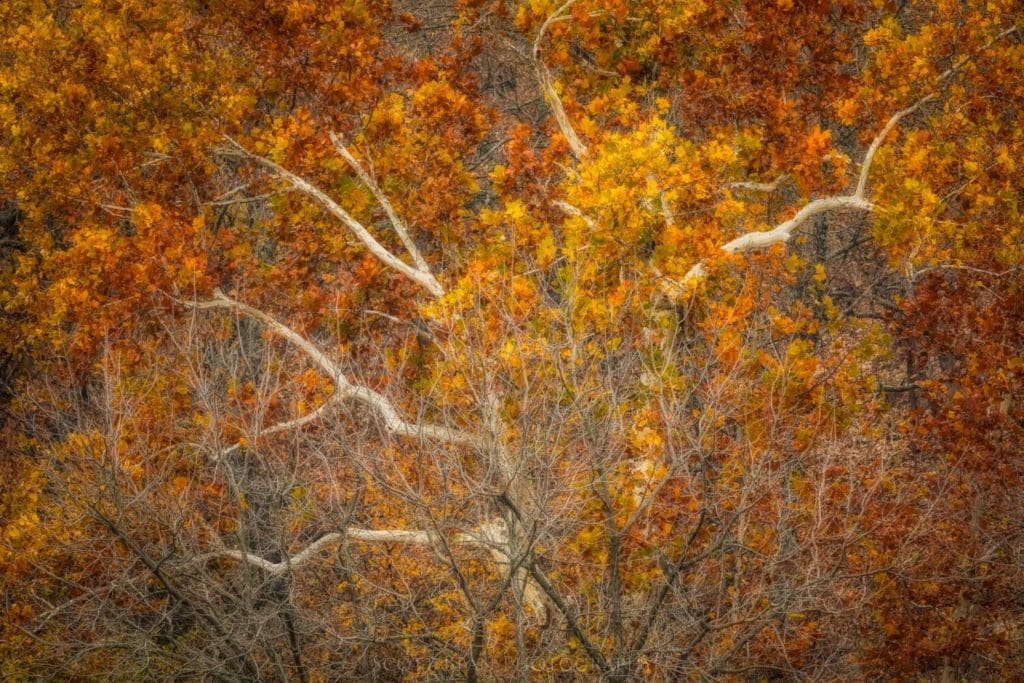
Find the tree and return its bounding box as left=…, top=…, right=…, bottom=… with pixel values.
left=2, top=0, right=1022, bottom=679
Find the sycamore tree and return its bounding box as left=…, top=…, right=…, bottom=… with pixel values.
left=2, top=0, right=1022, bottom=680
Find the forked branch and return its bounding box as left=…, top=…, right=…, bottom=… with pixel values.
left=551, top=23, right=1020, bottom=294
left=328, top=133, right=432, bottom=275
left=186, top=289, right=480, bottom=449
left=222, top=137, right=444, bottom=298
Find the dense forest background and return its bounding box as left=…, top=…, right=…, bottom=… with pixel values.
left=1, top=0, right=1022, bottom=679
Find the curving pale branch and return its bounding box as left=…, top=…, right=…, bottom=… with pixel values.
left=194, top=521, right=547, bottom=617
left=222, top=137, right=444, bottom=298
left=186, top=289, right=481, bottom=449
left=720, top=195, right=873, bottom=255
left=195, top=529, right=444, bottom=575
left=185, top=290, right=546, bottom=616
left=551, top=23, right=1020, bottom=293
left=216, top=393, right=342, bottom=460
left=675, top=96, right=929, bottom=287
left=533, top=0, right=589, bottom=160
left=328, top=132, right=432, bottom=275
left=856, top=23, right=1018, bottom=198
left=854, top=97, right=933, bottom=199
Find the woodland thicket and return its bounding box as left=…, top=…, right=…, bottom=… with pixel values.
left=1, top=1, right=1023, bottom=680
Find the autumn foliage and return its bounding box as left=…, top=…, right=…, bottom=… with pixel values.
left=1, top=0, right=1022, bottom=680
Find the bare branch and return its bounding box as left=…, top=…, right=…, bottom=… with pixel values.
left=187, top=289, right=338, bottom=375
left=533, top=0, right=589, bottom=160
left=855, top=97, right=932, bottom=199
left=856, top=23, right=1019, bottom=199
left=218, top=393, right=342, bottom=460
left=526, top=560, right=610, bottom=674
left=674, top=23, right=1022, bottom=292
left=185, top=290, right=481, bottom=449
left=721, top=195, right=873, bottom=254
left=328, top=132, right=433, bottom=274
left=628, top=510, right=707, bottom=657
left=195, top=521, right=547, bottom=617
left=531, top=0, right=577, bottom=59
left=675, top=195, right=873, bottom=286
left=194, top=529, right=440, bottom=575
left=727, top=174, right=789, bottom=194
left=222, top=136, right=444, bottom=298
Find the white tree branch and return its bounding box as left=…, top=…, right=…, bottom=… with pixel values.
left=186, top=290, right=481, bottom=449
left=195, top=528, right=442, bottom=575
left=591, top=23, right=1022, bottom=294
left=188, top=289, right=338, bottom=376
left=728, top=174, right=789, bottom=194
left=195, top=520, right=548, bottom=617
left=674, top=90, right=920, bottom=288
left=721, top=195, right=873, bottom=254
left=328, top=132, right=433, bottom=275
left=854, top=97, right=932, bottom=199
left=217, top=393, right=342, bottom=460
left=677, top=195, right=874, bottom=285
left=533, top=0, right=589, bottom=160
left=223, top=137, right=444, bottom=298
left=855, top=22, right=1019, bottom=199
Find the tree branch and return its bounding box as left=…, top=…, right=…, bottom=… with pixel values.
left=526, top=559, right=610, bottom=674
left=856, top=22, right=1019, bottom=199
left=328, top=132, right=433, bottom=275
left=195, top=521, right=547, bottom=617
left=186, top=289, right=481, bottom=449
left=727, top=174, right=789, bottom=194
left=533, top=0, right=589, bottom=160
left=218, top=393, right=342, bottom=460
left=854, top=97, right=932, bottom=199
left=628, top=511, right=706, bottom=656
left=720, top=195, right=873, bottom=255
left=195, top=529, right=442, bottom=575
left=222, top=137, right=444, bottom=298
left=671, top=23, right=1021, bottom=292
